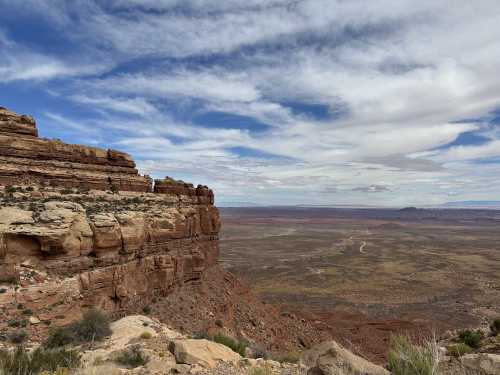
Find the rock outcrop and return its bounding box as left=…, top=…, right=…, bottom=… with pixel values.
left=0, top=107, right=150, bottom=192
left=301, top=341, right=390, bottom=375
left=170, top=339, right=242, bottom=368
left=0, top=107, right=219, bottom=340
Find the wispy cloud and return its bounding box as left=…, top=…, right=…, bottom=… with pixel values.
left=1, top=0, right=500, bottom=205
left=0, top=29, right=112, bottom=83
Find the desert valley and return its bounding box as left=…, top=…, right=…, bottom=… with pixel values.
left=220, top=207, right=500, bottom=362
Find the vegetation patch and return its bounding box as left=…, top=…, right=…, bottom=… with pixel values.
left=0, top=346, right=80, bottom=375
left=212, top=333, right=248, bottom=357
left=458, top=330, right=483, bottom=349
left=490, top=318, right=500, bottom=336
left=275, top=350, right=301, bottom=364
left=45, top=309, right=111, bottom=348
left=114, top=345, right=149, bottom=368
left=446, top=343, right=473, bottom=358
left=247, top=365, right=272, bottom=375
left=387, top=335, right=439, bottom=375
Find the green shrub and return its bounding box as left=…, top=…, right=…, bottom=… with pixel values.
left=142, top=306, right=151, bottom=315
left=247, top=364, right=272, bottom=375
left=44, top=309, right=111, bottom=348
left=387, top=335, right=439, bottom=375
left=447, top=343, right=473, bottom=357
left=276, top=351, right=301, bottom=364
left=212, top=334, right=248, bottom=357
left=139, top=332, right=152, bottom=340
left=71, top=309, right=111, bottom=343
left=8, top=330, right=28, bottom=344
left=5, top=186, right=17, bottom=194
left=490, top=318, right=500, bottom=336
left=114, top=345, right=148, bottom=368
left=458, top=330, right=483, bottom=349
left=45, top=327, right=76, bottom=349
left=0, top=346, right=80, bottom=375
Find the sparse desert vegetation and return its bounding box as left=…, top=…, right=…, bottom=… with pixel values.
left=45, top=309, right=111, bottom=348
left=0, top=346, right=80, bottom=375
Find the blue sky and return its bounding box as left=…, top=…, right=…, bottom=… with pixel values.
left=1, top=0, right=500, bottom=206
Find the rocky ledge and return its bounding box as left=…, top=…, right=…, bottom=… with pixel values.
left=0, top=107, right=219, bottom=341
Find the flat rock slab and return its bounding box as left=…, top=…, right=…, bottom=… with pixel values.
left=170, top=339, right=241, bottom=368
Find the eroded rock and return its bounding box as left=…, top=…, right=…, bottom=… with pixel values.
left=169, top=339, right=242, bottom=368
left=0, top=107, right=220, bottom=341
left=302, top=340, right=390, bottom=375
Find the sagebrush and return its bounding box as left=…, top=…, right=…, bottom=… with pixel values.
left=45, top=309, right=111, bottom=348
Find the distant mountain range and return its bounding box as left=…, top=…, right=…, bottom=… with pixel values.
left=438, top=201, right=500, bottom=209
left=219, top=201, right=500, bottom=210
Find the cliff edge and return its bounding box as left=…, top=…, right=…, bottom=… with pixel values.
left=0, top=107, right=219, bottom=341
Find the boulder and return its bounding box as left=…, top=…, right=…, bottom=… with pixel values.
left=169, top=339, right=241, bottom=368
left=461, top=353, right=500, bottom=375
left=302, top=341, right=389, bottom=375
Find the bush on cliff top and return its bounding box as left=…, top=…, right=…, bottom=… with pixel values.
left=45, top=309, right=111, bottom=348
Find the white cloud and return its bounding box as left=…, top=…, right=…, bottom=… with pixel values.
left=88, top=70, right=260, bottom=103
left=0, top=29, right=111, bottom=83
left=69, top=95, right=159, bottom=116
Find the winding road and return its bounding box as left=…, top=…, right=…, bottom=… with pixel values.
left=359, top=241, right=367, bottom=254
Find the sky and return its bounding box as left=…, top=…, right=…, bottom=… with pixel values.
left=1, top=1, right=500, bottom=206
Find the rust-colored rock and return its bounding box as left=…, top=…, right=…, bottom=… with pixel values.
left=0, top=107, right=152, bottom=192
left=0, top=107, right=219, bottom=341
left=0, top=107, right=38, bottom=137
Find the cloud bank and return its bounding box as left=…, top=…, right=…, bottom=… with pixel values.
left=0, top=0, right=499, bottom=206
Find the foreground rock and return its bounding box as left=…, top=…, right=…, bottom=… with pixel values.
left=76, top=315, right=389, bottom=375
left=170, top=339, right=241, bottom=368
left=460, top=353, right=500, bottom=375
left=301, top=341, right=389, bottom=375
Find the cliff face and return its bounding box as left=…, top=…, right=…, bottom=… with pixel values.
left=0, top=107, right=219, bottom=339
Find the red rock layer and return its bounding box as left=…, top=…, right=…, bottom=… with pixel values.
left=155, top=177, right=215, bottom=204
left=0, top=107, right=220, bottom=340
left=0, top=107, right=151, bottom=192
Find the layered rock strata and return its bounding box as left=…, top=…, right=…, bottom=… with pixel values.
left=0, top=107, right=219, bottom=340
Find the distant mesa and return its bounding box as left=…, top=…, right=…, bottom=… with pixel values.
left=399, top=206, right=419, bottom=212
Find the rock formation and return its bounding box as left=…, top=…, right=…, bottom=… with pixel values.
left=0, top=107, right=219, bottom=340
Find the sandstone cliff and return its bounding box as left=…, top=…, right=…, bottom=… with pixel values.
left=0, top=107, right=219, bottom=340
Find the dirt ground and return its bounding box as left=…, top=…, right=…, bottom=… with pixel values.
left=219, top=207, right=500, bottom=363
